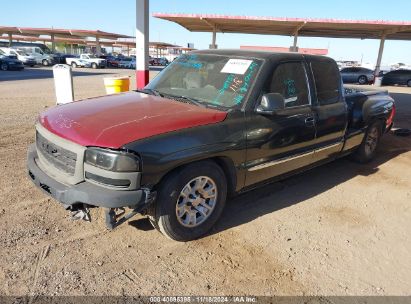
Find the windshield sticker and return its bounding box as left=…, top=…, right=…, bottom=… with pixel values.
left=213, top=61, right=260, bottom=105
left=221, top=59, right=253, bottom=75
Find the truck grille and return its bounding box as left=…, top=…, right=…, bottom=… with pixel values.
left=36, top=131, right=77, bottom=175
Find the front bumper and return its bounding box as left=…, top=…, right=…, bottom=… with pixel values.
left=27, top=144, right=152, bottom=209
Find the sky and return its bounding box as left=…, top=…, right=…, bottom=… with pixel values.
left=2, top=0, right=411, bottom=66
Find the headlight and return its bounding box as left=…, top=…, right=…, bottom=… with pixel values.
left=84, top=148, right=140, bottom=172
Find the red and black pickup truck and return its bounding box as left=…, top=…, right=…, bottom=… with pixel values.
left=27, top=50, right=395, bottom=241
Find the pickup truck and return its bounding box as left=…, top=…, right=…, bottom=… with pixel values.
left=65, top=54, right=106, bottom=69
left=27, top=50, right=395, bottom=241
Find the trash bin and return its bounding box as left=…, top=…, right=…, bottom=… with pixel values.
left=374, top=76, right=383, bottom=87
left=103, top=76, right=130, bottom=94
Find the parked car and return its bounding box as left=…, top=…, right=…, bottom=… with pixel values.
left=66, top=54, right=106, bottom=69
left=340, top=67, right=375, bottom=84
left=149, top=57, right=169, bottom=66
left=0, top=49, right=24, bottom=71
left=103, top=55, right=121, bottom=68
left=27, top=50, right=395, bottom=241
left=13, top=46, right=55, bottom=66
left=54, top=53, right=76, bottom=64
left=0, top=47, right=36, bottom=67
left=118, top=57, right=136, bottom=69
left=381, top=69, right=411, bottom=87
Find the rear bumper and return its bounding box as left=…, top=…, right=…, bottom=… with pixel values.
left=27, top=144, right=152, bottom=209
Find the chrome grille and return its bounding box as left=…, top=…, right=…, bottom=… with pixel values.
left=36, top=131, right=77, bottom=175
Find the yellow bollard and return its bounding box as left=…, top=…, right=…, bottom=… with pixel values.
left=103, top=76, right=130, bottom=94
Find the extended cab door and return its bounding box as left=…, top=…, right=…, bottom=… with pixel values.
left=245, top=61, right=317, bottom=186
left=306, top=57, right=347, bottom=161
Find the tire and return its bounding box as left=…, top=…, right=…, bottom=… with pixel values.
left=42, top=59, right=49, bottom=66
left=150, top=161, right=227, bottom=241
left=407, top=80, right=411, bottom=87
left=71, top=62, right=77, bottom=68
left=358, top=75, right=368, bottom=85
left=91, top=63, right=98, bottom=69
left=352, top=120, right=383, bottom=163
left=0, top=63, right=8, bottom=71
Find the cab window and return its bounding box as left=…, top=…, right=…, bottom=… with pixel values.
left=311, top=60, right=340, bottom=105
left=266, top=62, right=310, bottom=108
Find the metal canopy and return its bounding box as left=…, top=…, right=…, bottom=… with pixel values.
left=0, top=26, right=133, bottom=39
left=152, top=13, right=411, bottom=40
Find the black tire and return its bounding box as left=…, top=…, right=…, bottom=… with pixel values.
left=407, top=80, right=411, bottom=87
left=91, top=62, right=98, bottom=69
left=352, top=120, right=383, bottom=163
left=358, top=75, right=368, bottom=85
left=150, top=160, right=227, bottom=241
left=71, top=62, right=77, bottom=68
left=0, top=63, right=8, bottom=71
left=42, top=59, right=49, bottom=66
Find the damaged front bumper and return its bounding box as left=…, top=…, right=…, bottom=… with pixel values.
left=27, top=144, right=155, bottom=228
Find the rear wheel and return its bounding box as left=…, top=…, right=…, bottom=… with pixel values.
left=149, top=161, right=227, bottom=241
left=0, top=63, right=8, bottom=71
left=407, top=80, right=411, bottom=87
left=71, top=62, right=77, bottom=68
left=352, top=121, right=382, bottom=163
left=358, top=75, right=368, bottom=85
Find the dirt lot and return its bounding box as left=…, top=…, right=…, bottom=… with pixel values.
left=0, top=68, right=410, bottom=296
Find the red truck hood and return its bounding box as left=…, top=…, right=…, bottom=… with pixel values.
left=39, top=92, right=227, bottom=148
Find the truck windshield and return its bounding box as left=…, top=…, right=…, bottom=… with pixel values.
left=146, top=54, right=262, bottom=109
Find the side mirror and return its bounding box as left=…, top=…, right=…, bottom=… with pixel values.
left=256, top=93, right=285, bottom=115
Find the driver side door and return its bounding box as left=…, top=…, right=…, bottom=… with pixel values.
left=245, top=61, right=317, bottom=186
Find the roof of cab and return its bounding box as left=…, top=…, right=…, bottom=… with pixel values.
left=191, top=49, right=329, bottom=61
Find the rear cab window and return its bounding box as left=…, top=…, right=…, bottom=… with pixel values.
left=310, top=60, right=341, bottom=105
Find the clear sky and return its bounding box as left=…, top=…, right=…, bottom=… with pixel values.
left=2, top=0, right=411, bottom=65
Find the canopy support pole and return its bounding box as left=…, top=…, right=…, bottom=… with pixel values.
left=96, top=36, right=101, bottom=56
left=375, top=34, right=386, bottom=76
left=136, top=0, right=149, bottom=89
left=292, top=34, right=298, bottom=52
left=211, top=27, right=217, bottom=49
left=51, top=34, right=56, bottom=52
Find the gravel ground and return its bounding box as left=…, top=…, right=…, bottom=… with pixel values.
left=0, top=68, right=410, bottom=296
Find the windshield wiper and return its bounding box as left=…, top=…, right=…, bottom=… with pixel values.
left=135, top=88, right=163, bottom=97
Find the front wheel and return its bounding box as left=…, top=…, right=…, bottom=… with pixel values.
left=91, top=62, right=98, bottom=69
left=0, top=63, right=8, bottom=71
left=42, top=59, right=49, bottom=66
left=407, top=80, right=411, bottom=87
left=358, top=75, right=368, bottom=85
left=150, top=161, right=227, bottom=241
left=352, top=121, right=382, bottom=163
left=71, top=62, right=77, bottom=68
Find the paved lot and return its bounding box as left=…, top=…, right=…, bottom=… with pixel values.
left=0, top=68, right=410, bottom=296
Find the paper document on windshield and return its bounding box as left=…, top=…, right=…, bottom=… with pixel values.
left=221, top=59, right=253, bottom=75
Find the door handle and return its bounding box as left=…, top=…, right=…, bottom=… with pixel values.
left=305, top=117, right=315, bottom=126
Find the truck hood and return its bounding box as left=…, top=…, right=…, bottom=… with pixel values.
left=39, top=92, right=227, bottom=148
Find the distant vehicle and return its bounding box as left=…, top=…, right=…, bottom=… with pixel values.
left=13, top=46, right=55, bottom=66
left=149, top=57, right=169, bottom=66
left=340, top=67, right=374, bottom=84
left=0, top=47, right=36, bottom=67
left=54, top=53, right=76, bottom=64
left=118, top=57, right=136, bottom=69
left=381, top=69, right=411, bottom=87
left=0, top=49, right=24, bottom=71
left=103, top=55, right=121, bottom=68
left=66, top=54, right=106, bottom=69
